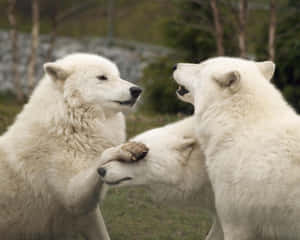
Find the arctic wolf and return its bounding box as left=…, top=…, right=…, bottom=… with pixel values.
left=174, top=57, right=300, bottom=240
left=0, top=53, right=142, bottom=239
left=98, top=117, right=223, bottom=240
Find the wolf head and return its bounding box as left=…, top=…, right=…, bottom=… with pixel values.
left=173, top=57, right=275, bottom=115
left=100, top=118, right=209, bottom=203
left=44, top=53, right=142, bottom=114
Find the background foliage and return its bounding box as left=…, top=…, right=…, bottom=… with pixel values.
left=141, top=0, right=300, bottom=113
left=140, top=55, right=193, bottom=114
left=274, top=0, right=300, bottom=111
left=2, top=0, right=300, bottom=113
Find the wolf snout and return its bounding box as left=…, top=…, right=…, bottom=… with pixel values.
left=130, top=87, right=142, bottom=99
left=172, top=64, right=178, bottom=71
left=98, top=167, right=107, bottom=177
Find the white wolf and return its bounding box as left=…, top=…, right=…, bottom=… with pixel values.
left=98, top=117, right=223, bottom=240
left=0, top=53, right=142, bottom=239
left=174, top=57, right=300, bottom=240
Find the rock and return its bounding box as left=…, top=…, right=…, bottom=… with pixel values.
left=0, top=30, right=171, bottom=94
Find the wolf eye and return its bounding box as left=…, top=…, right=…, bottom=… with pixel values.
left=97, top=75, right=108, bottom=81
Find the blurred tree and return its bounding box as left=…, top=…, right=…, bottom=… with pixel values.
left=210, top=0, right=224, bottom=55
left=164, top=0, right=238, bottom=61
left=268, top=0, right=276, bottom=61
left=237, top=0, right=248, bottom=57
left=274, top=0, right=300, bottom=111
left=27, top=0, right=40, bottom=93
left=140, top=56, right=194, bottom=114
left=164, top=0, right=215, bottom=61
left=13, top=0, right=101, bottom=60
left=44, top=0, right=100, bottom=60
left=228, top=0, right=248, bottom=57
left=142, top=0, right=238, bottom=114
left=7, top=0, right=24, bottom=101
left=106, top=0, right=115, bottom=46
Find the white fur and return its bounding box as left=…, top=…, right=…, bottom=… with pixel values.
left=174, top=57, right=300, bottom=240
left=100, top=117, right=223, bottom=240
left=0, top=53, right=140, bottom=239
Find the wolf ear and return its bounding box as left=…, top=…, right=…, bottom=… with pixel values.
left=174, top=137, right=196, bottom=166
left=213, top=71, right=241, bottom=93
left=176, top=137, right=196, bottom=150
left=43, top=62, right=69, bottom=82
left=256, top=61, right=275, bottom=81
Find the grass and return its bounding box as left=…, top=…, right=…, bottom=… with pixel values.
left=0, top=99, right=212, bottom=240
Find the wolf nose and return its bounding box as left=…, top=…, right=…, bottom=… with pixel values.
left=97, top=168, right=106, bottom=177
left=130, top=87, right=142, bottom=99
left=172, top=64, right=178, bottom=71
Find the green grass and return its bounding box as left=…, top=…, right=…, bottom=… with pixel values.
left=0, top=99, right=212, bottom=240
left=126, top=112, right=181, bottom=138
left=103, top=187, right=211, bottom=240
left=0, top=96, right=23, bottom=133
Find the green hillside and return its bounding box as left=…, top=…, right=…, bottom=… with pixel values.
left=0, top=0, right=176, bottom=45
left=0, top=0, right=287, bottom=47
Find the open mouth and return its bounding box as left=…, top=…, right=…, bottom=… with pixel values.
left=113, top=98, right=136, bottom=106
left=103, top=177, right=132, bottom=186
left=177, top=85, right=189, bottom=96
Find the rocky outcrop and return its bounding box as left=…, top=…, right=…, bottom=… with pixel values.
left=0, top=30, right=171, bottom=93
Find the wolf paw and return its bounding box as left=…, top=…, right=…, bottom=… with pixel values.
left=120, top=141, right=149, bottom=162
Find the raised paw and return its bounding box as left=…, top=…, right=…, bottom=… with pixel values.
left=119, top=141, right=149, bottom=162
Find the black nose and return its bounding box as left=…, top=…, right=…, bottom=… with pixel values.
left=97, top=168, right=106, bottom=177
left=130, top=87, right=142, bottom=99
left=172, top=64, right=178, bottom=71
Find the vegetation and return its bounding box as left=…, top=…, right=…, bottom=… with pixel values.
left=142, top=0, right=300, bottom=113
left=163, top=0, right=238, bottom=60
left=0, top=0, right=175, bottom=45
left=2, top=0, right=300, bottom=113
left=273, top=0, right=300, bottom=111
left=139, top=56, right=193, bottom=114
